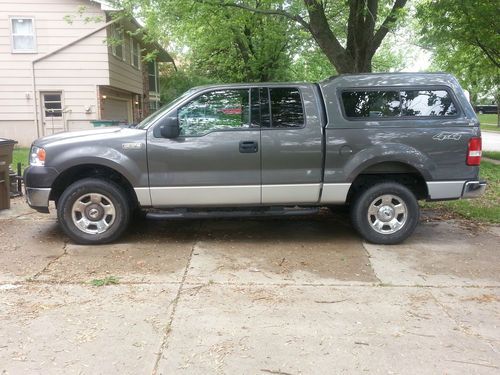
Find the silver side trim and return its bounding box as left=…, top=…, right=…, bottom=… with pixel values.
left=150, top=185, right=260, bottom=206
left=320, top=183, right=351, bottom=204
left=134, top=187, right=152, bottom=206
left=262, top=184, right=321, bottom=204
left=26, top=187, right=51, bottom=208
left=427, top=181, right=466, bottom=200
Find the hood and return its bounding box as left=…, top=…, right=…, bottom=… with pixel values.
left=34, top=127, right=137, bottom=147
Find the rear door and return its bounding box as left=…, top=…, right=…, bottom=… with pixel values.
left=147, top=87, right=262, bottom=207
left=260, top=85, right=323, bottom=204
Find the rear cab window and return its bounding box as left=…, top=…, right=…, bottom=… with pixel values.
left=341, top=88, right=458, bottom=119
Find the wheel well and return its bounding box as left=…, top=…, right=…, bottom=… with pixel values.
left=49, top=164, right=138, bottom=208
left=346, top=162, right=428, bottom=204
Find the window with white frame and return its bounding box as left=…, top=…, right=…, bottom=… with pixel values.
left=130, top=37, right=141, bottom=68
left=148, top=60, right=158, bottom=93
left=11, top=17, right=36, bottom=52
left=111, top=24, right=124, bottom=60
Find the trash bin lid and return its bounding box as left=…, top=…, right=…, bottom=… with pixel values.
left=0, top=138, right=18, bottom=146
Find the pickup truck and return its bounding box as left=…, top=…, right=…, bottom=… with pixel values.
left=24, top=73, right=486, bottom=245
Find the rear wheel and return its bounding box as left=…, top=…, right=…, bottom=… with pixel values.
left=350, top=182, right=419, bottom=244
left=57, top=178, right=130, bottom=244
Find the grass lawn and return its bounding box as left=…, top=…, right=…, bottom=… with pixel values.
left=422, top=160, right=500, bottom=224
left=12, top=147, right=30, bottom=173
left=478, top=114, right=499, bottom=132
left=483, top=151, right=500, bottom=161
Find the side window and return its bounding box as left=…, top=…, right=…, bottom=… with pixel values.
left=401, top=90, right=457, bottom=116
left=342, top=91, right=400, bottom=118
left=11, top=17, right=36, bottom=53
left=269, top=88, right=304, bottom=128
left=178, top=89, right=253, bottom=136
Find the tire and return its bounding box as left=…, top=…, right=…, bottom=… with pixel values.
left=57, top=178, right=130, bottom=244
left=350, top=182, right=419, bottom=245
left=478, top=110, right=484, bottom=115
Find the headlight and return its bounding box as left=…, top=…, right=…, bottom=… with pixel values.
left=30, top=146, right=46, bottom=166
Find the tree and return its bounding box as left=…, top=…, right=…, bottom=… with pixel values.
left=416, top=0, right=499, bottom=124
left=207, top=0, right=409, bottom=73
left=114, top=0, right=299, bottom=82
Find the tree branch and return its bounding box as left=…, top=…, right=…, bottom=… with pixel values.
left=370, top=0, right=407, bottom=53
left=474, top=37, right=500, bottom=68
left=198, top=0, right=311, bottom=31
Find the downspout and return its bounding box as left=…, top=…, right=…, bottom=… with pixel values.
left=31, top=61, right=40, bottom=139
left=30, top=19, right=117, bottom=139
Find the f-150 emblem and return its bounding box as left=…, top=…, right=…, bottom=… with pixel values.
left=432, top=132, right=462, bottom=141
left=122, top=142, right=143, bottom=150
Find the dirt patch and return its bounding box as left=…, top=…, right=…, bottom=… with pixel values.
left=188, top=214, right=378, bottom=283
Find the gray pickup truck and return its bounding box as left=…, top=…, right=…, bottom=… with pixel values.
left=24, top=73, right=486, bottom=245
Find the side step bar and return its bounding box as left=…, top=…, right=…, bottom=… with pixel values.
left=146, top=207, right=320, bottom=220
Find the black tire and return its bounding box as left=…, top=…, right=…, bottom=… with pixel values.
left=57, top=178, right=130, bottom=245
left=350, top=182, right=419, bottom=245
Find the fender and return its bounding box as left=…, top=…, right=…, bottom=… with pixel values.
left=49, top=145, right=148, bottom=188
left=344, top=143, right=435, bottom=182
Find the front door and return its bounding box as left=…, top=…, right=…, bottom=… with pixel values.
left=41, top=92, right=64, bottom=135
left=147, top=88, right=261, bottom=207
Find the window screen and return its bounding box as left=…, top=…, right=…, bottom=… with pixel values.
left=401, top=90, right=457, bottom=116
left=270, top=88, right=304, bottom=128
left=43, top=93, right=62, bottom=117
left=342, top=91, right=400, bottom=118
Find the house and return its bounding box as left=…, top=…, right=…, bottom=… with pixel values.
left=0, top=0, right=173, bottom=146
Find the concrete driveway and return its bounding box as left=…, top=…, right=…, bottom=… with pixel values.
left=1, top=198, right=499, bottom=374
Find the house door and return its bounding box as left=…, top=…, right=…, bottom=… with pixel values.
left=41, top=92, right=64, bottom=135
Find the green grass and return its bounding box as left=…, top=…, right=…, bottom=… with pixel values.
left=90, top=276, right=119, bottom=287
left=478, top=114, right=499, bottom=132
left=422, top=160, right=500, bottom=223
left=12, top=147, right=29, bottom=173
left=483, top=151, right=500, bottom=161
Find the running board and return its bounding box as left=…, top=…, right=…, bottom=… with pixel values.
left=145, top=207, right=320, bottom=220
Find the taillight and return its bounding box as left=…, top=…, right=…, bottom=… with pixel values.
left=466, top=137, right=482, bottom=166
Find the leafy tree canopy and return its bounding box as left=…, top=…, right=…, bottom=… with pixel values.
left=416, top=0, right=499, bottom=105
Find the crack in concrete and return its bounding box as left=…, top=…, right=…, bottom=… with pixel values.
left=151, top=222, right=202, bottom=375
left=1, top=279, right=499, bottom=289
left=30, top=239, right=69, bottom=281
left=428, top=289, right=500, bottom=357
left=360, top=241, right=382, bottom=284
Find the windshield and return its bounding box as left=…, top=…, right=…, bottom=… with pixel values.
left=135, top=89, right=196, bottom=129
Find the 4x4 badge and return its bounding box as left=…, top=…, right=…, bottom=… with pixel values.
left=432, top=132, right=462, bottom=141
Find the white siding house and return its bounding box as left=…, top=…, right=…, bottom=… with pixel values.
left=0, top=0, right=173, bottom=146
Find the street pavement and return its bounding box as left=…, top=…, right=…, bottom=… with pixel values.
left=482, top=131, right=500, bottom=151
left=0, top=197, right=499, bottom=374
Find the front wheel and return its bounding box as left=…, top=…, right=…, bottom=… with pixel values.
left=350, top=182, right=419, bottom=245
left=57, top=178, right=130, bottom=244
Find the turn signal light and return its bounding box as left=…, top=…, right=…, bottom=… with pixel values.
left=29, top=146, right=46, bottom=166
left=466, top=137, right=482, bottom=166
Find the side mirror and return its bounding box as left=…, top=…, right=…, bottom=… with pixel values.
left=160, top=115, right=180, bottom=138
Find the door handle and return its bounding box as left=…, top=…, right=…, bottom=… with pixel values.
left=239, top=140, right=258, bottom=153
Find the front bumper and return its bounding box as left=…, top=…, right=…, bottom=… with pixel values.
left=462, top=180, right=487, bottom=199
left=23, top=165, right=58, bottom=213
left=25, top=187, right=51, bottom=213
